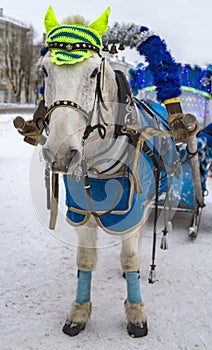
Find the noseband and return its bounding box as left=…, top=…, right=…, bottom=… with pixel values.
left=42, top=100, right=89, bottom=128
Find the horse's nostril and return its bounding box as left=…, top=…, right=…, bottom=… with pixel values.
left=42, top=146, right=80, bottom=173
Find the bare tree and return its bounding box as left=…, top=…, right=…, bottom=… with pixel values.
left=4, top=23, right=35, bottom=103
left=23, top=26, right=35, bottom=103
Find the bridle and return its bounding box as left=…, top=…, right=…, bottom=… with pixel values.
left=40, top=41, right=108, bottom=140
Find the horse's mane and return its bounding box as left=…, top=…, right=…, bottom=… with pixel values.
left=61, top=15, right=89, bottom=26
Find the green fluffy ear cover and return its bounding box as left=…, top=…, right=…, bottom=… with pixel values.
left=44, top=6, right=110, bottom=36
left=89, top=7, right=110, bottom=36
left=44, top=6, right=60, bottom=33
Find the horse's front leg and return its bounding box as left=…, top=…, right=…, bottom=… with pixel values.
left=121, top=228, right=148, bottom=338
left=63, top=217, right=97, bottom=337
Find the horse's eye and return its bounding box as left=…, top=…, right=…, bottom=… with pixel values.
left=90, top=68, right=99, bottom=79
left=42, top=66, right=48, bottom=77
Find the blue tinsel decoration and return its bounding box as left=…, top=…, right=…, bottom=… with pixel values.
left=206, top=64, right=212, bottom=78
left=39, top=86, right=44, bottom=95
left=140, top=26, right=149, bottom=32
left=199, top=122, right=212, bottom=148
left=137, top=35, right=181, bottom=102
left=40, top=47, right=48, bottom=56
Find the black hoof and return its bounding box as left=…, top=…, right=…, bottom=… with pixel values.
left=62, top=320, right=86, bottom=337
left=127, top=321, right=148, bottom=338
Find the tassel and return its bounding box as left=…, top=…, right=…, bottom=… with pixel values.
left=160, top=221, right=172, bottom=250
left=160, top=233, right=169, bottom=250
left=148, top=266, right=157, bottom=284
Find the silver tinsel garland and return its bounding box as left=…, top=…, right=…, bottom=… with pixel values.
left=102, top=22, right=154, bottom=49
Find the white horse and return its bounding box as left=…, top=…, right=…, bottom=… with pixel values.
left=36, top=6, right=180, bottom=338
left=42, top=50, right=148, bottom=338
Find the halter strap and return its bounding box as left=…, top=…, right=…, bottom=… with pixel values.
left=47, top=41, right=101, bottom=56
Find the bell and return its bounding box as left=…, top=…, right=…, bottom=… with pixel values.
left=102, top=44, right=109, bottom=52
left=109, top=43, right=118, bottom=54
left=118, top=43, right=125, bottom=51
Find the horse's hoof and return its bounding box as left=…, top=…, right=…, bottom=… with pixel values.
left=127, top=321, right=148, bottom=338
left=62, top=320, right=86, bottom=337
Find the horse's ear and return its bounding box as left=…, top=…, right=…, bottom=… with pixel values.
left=44, top=6, right=60, bottom=33
left=89, top=7, right=110, bottom=36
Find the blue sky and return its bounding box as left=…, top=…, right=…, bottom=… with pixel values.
left=1, top=0, right=212, bottom=65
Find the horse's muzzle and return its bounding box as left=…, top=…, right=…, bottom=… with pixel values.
left=42, top=146, right=79, bottom=173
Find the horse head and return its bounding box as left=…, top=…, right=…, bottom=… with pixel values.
left=41, top=7, right=118, bottom=177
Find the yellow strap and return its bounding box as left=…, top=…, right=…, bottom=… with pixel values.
left=164, top=97, right=180, bottom=105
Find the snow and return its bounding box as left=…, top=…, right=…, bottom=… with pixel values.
left=0, top=113, right=212, bottom=350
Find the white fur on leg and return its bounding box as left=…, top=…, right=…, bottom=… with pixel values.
left=125, top=300, right=147, bottom=324
left=76, top=217, right=98, bottom=271
left=77, top=247, right=97, bottom=270
left=120, top=231, right=141, bottom=271
left=67, top=301, right=92, bottom=324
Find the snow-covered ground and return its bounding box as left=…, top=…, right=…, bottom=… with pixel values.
left=0, top=113, right=212, bottom=350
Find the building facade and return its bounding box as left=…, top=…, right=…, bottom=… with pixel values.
left=0, top=8, right=30, bottom=103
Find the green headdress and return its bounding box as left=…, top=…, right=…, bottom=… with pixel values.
left=44, top=6, right=110, bottom=65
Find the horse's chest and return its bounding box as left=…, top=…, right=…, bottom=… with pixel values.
left=63, top=151, right=166, bottom=234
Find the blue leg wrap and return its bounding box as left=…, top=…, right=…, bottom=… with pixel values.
left=76, top=270, right=92, bottom=304
left=125, top=271, right=142, bottom=304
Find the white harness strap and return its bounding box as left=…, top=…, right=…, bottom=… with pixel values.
left=89, top=135, right=129, bottom=175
